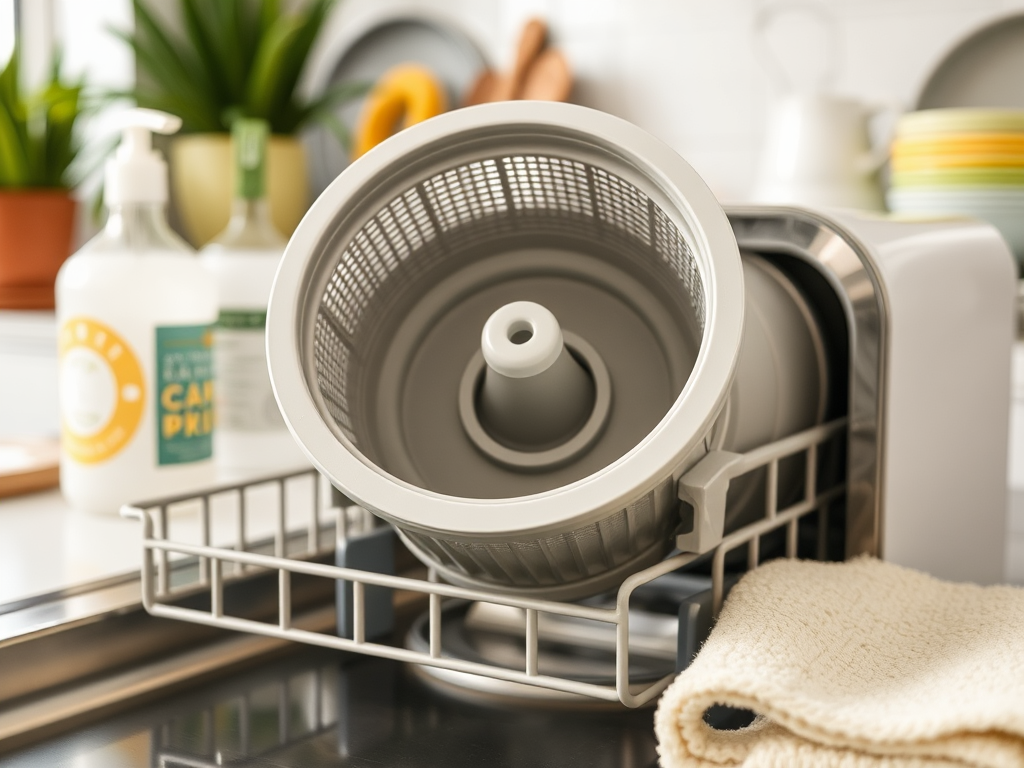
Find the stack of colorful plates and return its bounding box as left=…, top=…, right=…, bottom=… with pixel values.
left=888, top=109, right=1024, bottom=268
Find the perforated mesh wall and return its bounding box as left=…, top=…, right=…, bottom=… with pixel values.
left=313, top=154, right=704, bottom=442
left=310, top=152, right=707, bottom=594
left=399, top=490, right=667, bottom=588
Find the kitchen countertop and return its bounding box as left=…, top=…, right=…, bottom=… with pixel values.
left=0, top=468, right=317, bottom=609
left=1, top=309, right=321, bottom=609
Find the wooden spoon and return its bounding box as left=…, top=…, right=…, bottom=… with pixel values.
left=491, top=18, right=547, bottom=101
left=520, top=48, right=572, bottom=102
left=463, top=68, right=499, bottom=107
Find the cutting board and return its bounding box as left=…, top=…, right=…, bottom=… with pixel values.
left=0, top=438, right=60, bottom=498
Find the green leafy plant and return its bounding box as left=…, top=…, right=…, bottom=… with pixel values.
left=114, top=0, right=363, bottom=144
left=0, top=48, right=84, bottom=189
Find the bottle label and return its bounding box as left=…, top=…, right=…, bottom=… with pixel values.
left=59, top=317, right=145, bottom=464
left=214, top=309, right=285, bottom=431
left=156, top=324, right=214, bottom=465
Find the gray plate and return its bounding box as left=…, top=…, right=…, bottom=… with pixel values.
left=917, top=13, right=1024, bottom=109
left=305, top=15, right=489, bottom=198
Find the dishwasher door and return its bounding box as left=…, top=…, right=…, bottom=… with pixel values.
left=2, top=647, right=661, bottom=768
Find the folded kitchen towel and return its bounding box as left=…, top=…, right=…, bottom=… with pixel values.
left=654, top=557, right=1024, bottom=768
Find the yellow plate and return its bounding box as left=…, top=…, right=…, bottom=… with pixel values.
left=896, top=109, right=1024, bottom=138
left=891, top=153, right=1024, bottom=172
left=892, top=133, right=1024, bottom=156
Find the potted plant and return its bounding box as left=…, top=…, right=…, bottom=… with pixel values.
left=0, top=49, right=83, bottom=310
left=115, top=0, right=362, bottom=246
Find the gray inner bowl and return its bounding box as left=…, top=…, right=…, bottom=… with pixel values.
left=313, top=153, right=705, bottom=500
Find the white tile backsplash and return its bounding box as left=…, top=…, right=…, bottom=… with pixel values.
left=0, top=312, right=59, bottom=440
left=322, top=0, right=1024, bottom=200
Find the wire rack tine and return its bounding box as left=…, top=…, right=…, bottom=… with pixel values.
left=158, top=504, right=169, bottom=596
left=280, top=569, right=292, bottom=630
left=428, top=598, right=442, bottom=658
left=276, top=478, right=287, bottom=558
left=806, top=442, right=818, bottom=500
left=199, top=495, right=210, bottom=586
left=352, top=582, right=365, bottom=644
left=786, top=519, right=799, bottom=556
left=766, top=459, right=779, bottom=518
left=308, top=474, right=320, bottom=553
left=238, top=486, right=247, bottom=556
left=211, top=558, right=223, bottom=618
left=525, top=609, right=539, bottom=676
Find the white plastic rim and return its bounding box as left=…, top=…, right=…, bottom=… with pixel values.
left=267, top=101, right=744, bottom=539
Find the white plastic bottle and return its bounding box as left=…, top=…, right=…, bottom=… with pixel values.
left=56, top=109, right=218, bottom=514
left=200, top=118, right=307, bottom=475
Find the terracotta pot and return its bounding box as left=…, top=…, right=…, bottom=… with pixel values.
left=0, top=189, right=76, bottom=310
left=170, top=133, right=309, bottom=247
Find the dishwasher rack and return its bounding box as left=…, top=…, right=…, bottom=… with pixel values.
left=123, top=418, right=846, bottom=708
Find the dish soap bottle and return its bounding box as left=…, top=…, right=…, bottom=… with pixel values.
left=56, top=108, right=217, bottom=514
left=200, top=118, right=307, bottom=475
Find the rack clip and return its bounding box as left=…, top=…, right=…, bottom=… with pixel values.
left=676, top=450, right=743, bottom=554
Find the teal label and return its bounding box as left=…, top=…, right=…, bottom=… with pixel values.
left=217, top=309, right=267, bottom=330
left=156, top=324, right=214, bottom=465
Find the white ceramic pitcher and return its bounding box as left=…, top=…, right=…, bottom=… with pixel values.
left=752, top=93, right=888, bottom=210
left=751, top=2, right=888, bottom=210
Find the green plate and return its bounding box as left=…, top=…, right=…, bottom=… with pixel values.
left=890, top=166, right=1024, bottom=187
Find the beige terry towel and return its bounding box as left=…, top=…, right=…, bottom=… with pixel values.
left=654, top=557, right=1024, bottom=768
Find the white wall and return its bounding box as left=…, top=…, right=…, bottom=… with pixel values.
left=55, top=0, right=134, bottom=243
left=313, top=0, right=1024, bottom=202
left=13, top=0, right=133, bottom=244
left=23, top=0, right=1024, bottom=206
left=0, top=0, right=14, bottom=65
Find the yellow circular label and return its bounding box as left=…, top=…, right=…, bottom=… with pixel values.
left=59, top=317, right=145, bottom=464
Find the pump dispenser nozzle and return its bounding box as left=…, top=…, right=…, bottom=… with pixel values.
left=105, top=108, right=183, bottom=206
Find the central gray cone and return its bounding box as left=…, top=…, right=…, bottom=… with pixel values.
left=476, top=301, right=595, bottom=451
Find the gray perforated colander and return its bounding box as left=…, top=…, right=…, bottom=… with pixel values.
left=267, top=102, right=745, bottom=601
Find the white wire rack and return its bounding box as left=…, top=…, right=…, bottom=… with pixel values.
left=123, top=418, right=847, bottom=708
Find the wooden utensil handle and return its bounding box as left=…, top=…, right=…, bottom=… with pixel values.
left=493, top=17, right=547, bottom=101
